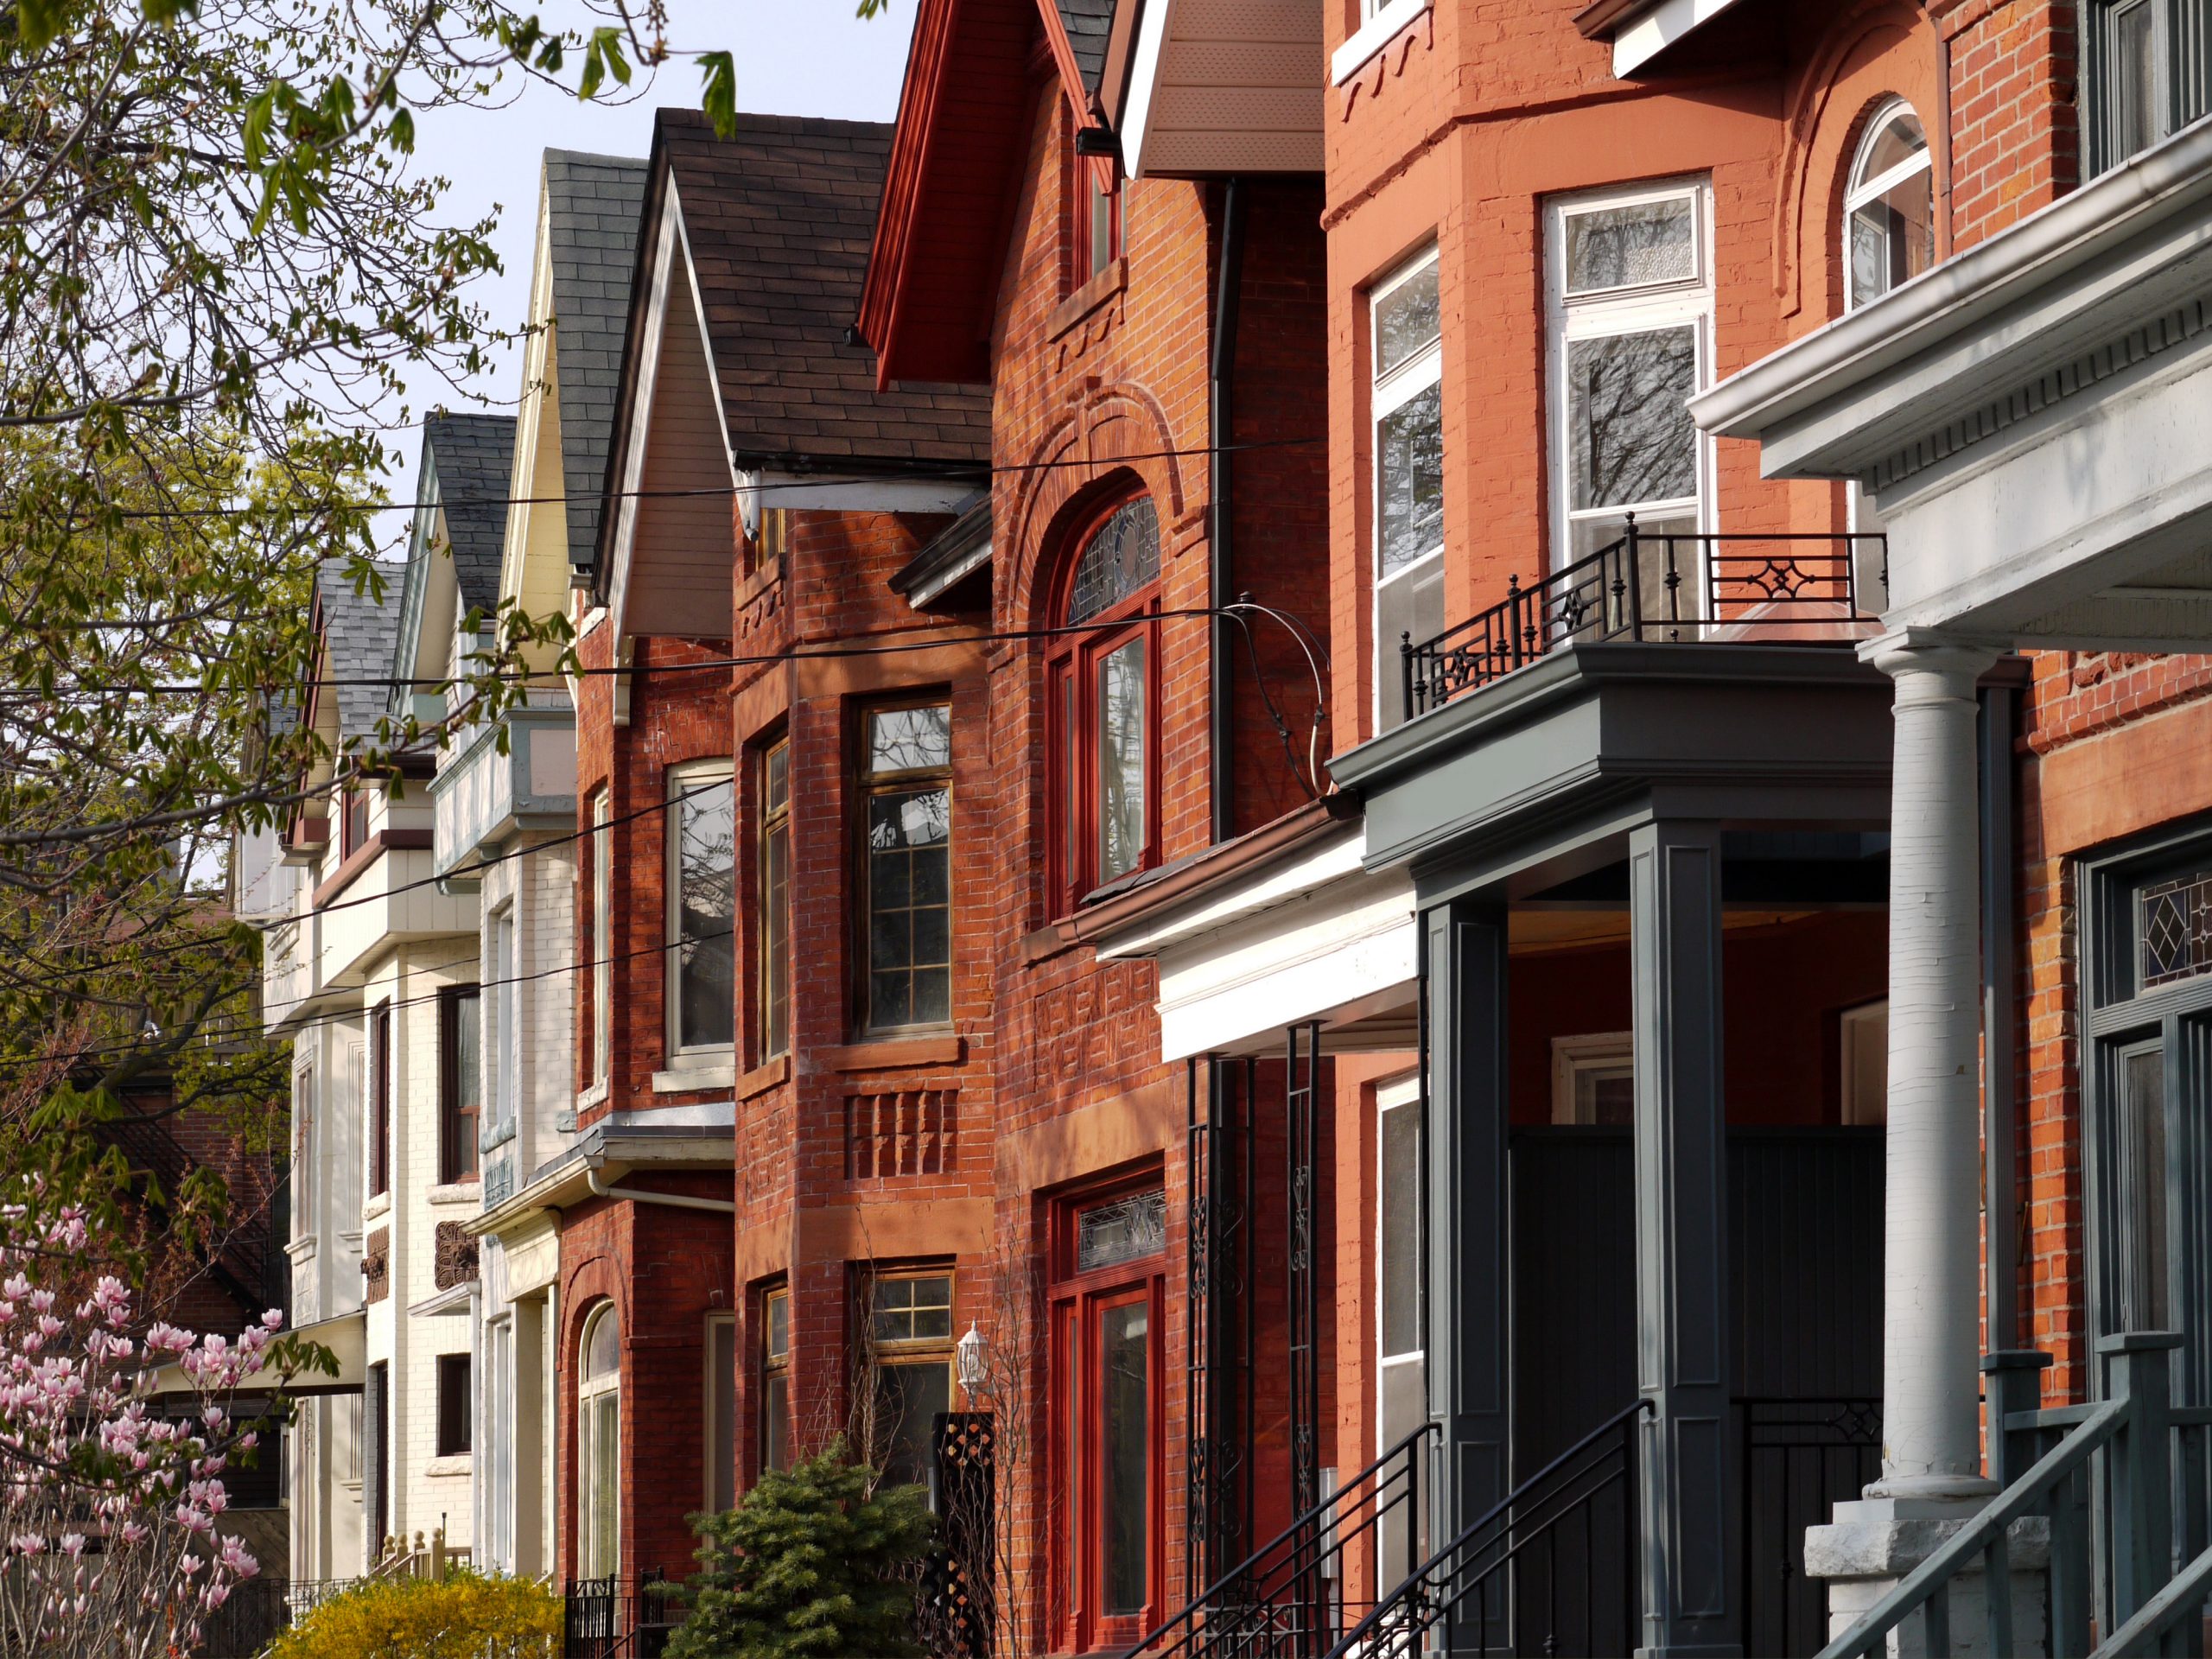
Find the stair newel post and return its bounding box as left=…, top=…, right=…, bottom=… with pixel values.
left=1623, top=516, right=1643, bottom=641
left=2105, top=1332, right=2182, bottom=1629
left=1401, top=630, right=1416, bottom=720
left=1981, top=1350, right=2053, bottom=1489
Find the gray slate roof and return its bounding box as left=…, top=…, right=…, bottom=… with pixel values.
left=543, top=150, right=649, bottom=567
left=421, top=411, right=517, bottom=612
left=1056, top=0, right=1113, bottom=96
left=315, top=562, right=404, bottom=741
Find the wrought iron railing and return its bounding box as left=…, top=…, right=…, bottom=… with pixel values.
left=1400, top=526, right=1885, bottom=718
left=1821, top=1335, right=2212, bottom=1659
left=1124, top=1421, right=1435, bottom=1659
left=1737, top=1396, right=1883, bottom=1659
left=1325, top=1399, right=1650, bottom=1659
left=564, top=1570, right=683, bottom=1659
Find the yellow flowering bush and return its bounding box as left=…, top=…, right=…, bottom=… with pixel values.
left=266, top=1568, right=563, bottom=1659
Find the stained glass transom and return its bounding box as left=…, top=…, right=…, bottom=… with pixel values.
left=1066, top=499, right=1160, bottom=626
left=2139, top=872, right=2212, bottom=989
left=1077, top=1189, right=1166, bottom=1272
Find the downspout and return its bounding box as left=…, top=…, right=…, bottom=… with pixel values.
left=1209, top=177, right=1246, bottom=845
left=1979, top=678, right=2020, bottom=1353
left=586, top=1167, right=738, bottom=1215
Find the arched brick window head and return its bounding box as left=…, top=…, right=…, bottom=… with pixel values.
left=577, top=1304, right=620, bottom=1582
left=1047, top=495, right=1162, bottom=916
left=1844, top=101, right=1934, bottom=312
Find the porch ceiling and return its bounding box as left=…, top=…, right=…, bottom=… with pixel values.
left=1330, top=643, right=1898, bottom=902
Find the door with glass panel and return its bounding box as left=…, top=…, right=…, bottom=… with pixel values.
left=1054, top=1186, right=1167, bottom=1652
left=2085, top=838, right=2212, bottom=1410
left=1546, top=180, right=1713, bottom=638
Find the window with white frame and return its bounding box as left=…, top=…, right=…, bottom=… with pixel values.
left=1376, top=1073, right=1425, bottom=1588
left=1844, top=103, right=1934, bottom=312
left=489, top=906, right=517, bottom=1140
left=1840, top=1000, right=1888, bottom=1126
left=2086, top=0, right=2210, bottom=173
left=1550, top=1032, right=1634, bottom=1125
left=667, top=760, right=735, bottom=1058
left=483, top=1315, right=512, bottom=1568
left=577, top=1304, right=620, bottom=1580
left=1548, top=180, right=1713, bottom=620
left=1371, top=246, right=1445, bottom=729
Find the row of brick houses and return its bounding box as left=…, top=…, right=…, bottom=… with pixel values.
left=250, top=0, right=2212, bottom=1649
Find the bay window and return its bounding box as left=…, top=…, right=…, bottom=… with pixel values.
left=1048, top=496, right=1161, bottom=914
left=860, top=703, right=953, bottom=1033
left=1371, top=246, right=1445, bottom=729
left=1548, top=180, right=1713, bottom=624
left=867, top=1270, right=955, bottom=1495
left=577, top=1304, right=620, bottom=1580
left=667, top=760, right=734, bottom=1060
left=1053, top=1185, right=1166, bottom=1649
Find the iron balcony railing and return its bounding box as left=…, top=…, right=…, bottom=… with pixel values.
left=564, top=1571, right=683, bottom=1659
left=1325, top=1399, right=1651, bottom=1659
left=1125, top=1421, right=1435, bottom=1659
left=1401, top=525, right=1886, bottom=719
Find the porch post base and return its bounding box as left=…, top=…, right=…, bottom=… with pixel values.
left=1806, top=1497, right=2050, bottom=1659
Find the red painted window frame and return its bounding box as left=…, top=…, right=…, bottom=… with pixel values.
left=1045, top=495, right=1164, bottom=918
left=1049, top=1184, right=1167, bottom=1653
left=1075, top=153, right=1124, bottom=283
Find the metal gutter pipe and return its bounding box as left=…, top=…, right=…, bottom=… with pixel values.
left=586, top=1166, right=738, bottom=1215
left=1209, top=177, right=1246, bottom=845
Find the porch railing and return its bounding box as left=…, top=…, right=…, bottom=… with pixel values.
left=1123, top=1421, right=1435, bottom=1659
left=1820, top=1334, right=2212, bottom=1659
left=564, top=1570, right=683, bottom=1659
left=1401, top=527, right=1885, bottom=718
left=1324, top=1399, right=1650, bottom=1659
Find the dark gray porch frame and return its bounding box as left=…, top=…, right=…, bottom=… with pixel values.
left=1333, top=645, right=1898, bottom=1659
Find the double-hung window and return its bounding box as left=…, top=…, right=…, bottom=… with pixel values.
left=2087, top=0, right=2209, bottom=172
left=866, top=1270, right=955, bottom=1495
left=667, top=760, right=735, bottom=1060
left=1548, top=180, right=1713, bottom=625
left=590, top=791, right=611, bottom=1088
left=577, top=1305, right=620, bottom=1580
left=860, top=704, right=953, bottom=1033
left=760, top=1286, right=791, bottom=1474
left=1371, top=247, right=1445, bottom=730
left=758, top=741, right=791, bottom=1060
left=438, top=984, right=480, bottom=1185
left=489, top=907, right=517, bottom=1143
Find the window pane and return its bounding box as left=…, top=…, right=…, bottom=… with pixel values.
left=454, top=992, right=480, bottom=1112
left=588, top=1392, right=620, bottom=1576
left=1378, top=382, right=1445, bottom=578
left=1375, top=258, right=1441, bottom=378
left=1101, top=1300, right=1150, bottom=1616
left=2120, top=1044, right=2170, bottom=1330
left=1098, top=640, right=1147, bottom=882
left=762, top=1372, right=789, bottom=1473
left=1848, top=172, right=1935, bottom=308
left=1068, top=499, right=1160, bottom=625
left=710, top=1320, right=737, bottom=1511
left=1853, top=111, right=1928, bottom=186
left=766, top=1292, right=789, bottom=1359
left=675, top=777, right=735, bottom=1050
left=762, top=815, right=790, bottom=1058
left=584, top=1310, right=620, bottom=1381
left=1379, top=1103, right=1421, bottom=1358
left=1567, top=326, right=1698, bottom=512
left=2139, top=871, right=2212, bottom=989
left=2113, top=0, right=2160, bottom=160
left=868, top=706, right=952, bottom=774
left=1377, top=553, right=1446, bottom=728
left=868, top=786, right=952, bottom=1031
left=1078, top=1190, right=1167, bottom=1272
left=1565, top=197, right=1695, bottom=293
left=592, top=796, right=612, bottom=1084
left=874, top=1361, right=951, bottom=1491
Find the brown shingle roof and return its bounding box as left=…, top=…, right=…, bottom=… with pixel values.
left=658, top=110, right=989, bottom=473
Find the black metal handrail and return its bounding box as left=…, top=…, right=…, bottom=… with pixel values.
left=564, top=1570, right=682, bottom=1659
left=1401, top=526, right=1885, bottom=719
left=1123, top=1421, right=1436, bottom=1658
left=1325, top=1398, right=1653, bottom=1659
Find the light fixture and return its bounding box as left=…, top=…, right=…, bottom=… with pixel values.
left=957, top=1322, right=987, bottom=1393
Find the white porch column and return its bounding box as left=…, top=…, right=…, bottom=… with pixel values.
left=1870, top=629, right=2001, bottom=1499
left=1807, top=631, right=2050, bottom=1658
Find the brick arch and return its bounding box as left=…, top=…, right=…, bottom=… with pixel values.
left=1001, top=382, right=1196, bottom=634
left=1770, top=2, right=1942, bottom=322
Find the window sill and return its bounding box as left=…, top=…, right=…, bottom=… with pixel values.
left=734, top=555, right=781, bottom=613
left=574, top=1080, right=609, bottom=1114
left=479, top=1118, right=518, bottom=1154
left=425, top=1454, right=472, bottom=1478
left=1049, top=257, right=1127, bottom=342
left=738, top=1054, right=790, bottom=1100
left=427, top=1181, right=482, bottom=1208
left=284, top=1236, right=319, bottom=1264
left=1332, top=0, right=1429, bottom=84
left=653, top=1058, right=736, bottom=1093
left=821, top=1034, right=964, bottom=1073
left=362, top=1193, right=391, bottom=1225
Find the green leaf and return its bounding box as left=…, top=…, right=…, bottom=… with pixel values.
left=697, top=53, right=737, bottom=139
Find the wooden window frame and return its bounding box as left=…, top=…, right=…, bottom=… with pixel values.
left=576, top=1303, right=621, bottom=1581
left=1046, top=495, right=1164, bottom=918
left=369, top=1000, right=391, bottom=1198
left=438, top=984, right=481, bottom=1185
left=758, top=1283, right=791, bottom=1478
left=862, top=1268, right=957, bottom=1496
left=757, top=738, right=792, bottom=1061
left=435, top=1351, right=473, bottom=1457
left=590, top=790, right=612, bottom=1088
left=666, top=759, right=736, bottom=1064
left=1049, top=1179, right=1167, bottom=1652
left=1072, top=127, right=1123, bottom=285
left=855, top=699, right=956, bottom=1037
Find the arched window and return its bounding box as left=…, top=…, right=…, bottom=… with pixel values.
left=577, top=1305, right=620, bottom=1580
left=1046, top=495, right=1161, bottom=914
left=1844, top=102, right=1935, bottom=311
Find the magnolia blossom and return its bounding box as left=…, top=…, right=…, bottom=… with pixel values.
left=0, top=1198, right=285, bottom=1659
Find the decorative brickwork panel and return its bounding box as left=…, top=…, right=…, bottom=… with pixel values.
left=844, top=1090, right=957, bottom=1179
left=434, top=1220, right=480, bottom=1290
left=362, top=1226, right=389, bottom=1305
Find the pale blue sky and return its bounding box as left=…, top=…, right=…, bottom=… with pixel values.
left=381, top=0, right=918, bottom=519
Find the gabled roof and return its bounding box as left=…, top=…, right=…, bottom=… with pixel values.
left=314, top=562, right=404, bottom=742
left=647, top=109, right=988, bottom=473
left=421, top=412, right=517, bottom=612
left=543, top=150, right=649, bottom=566
left=1054, top=0, right=1114, bottom=97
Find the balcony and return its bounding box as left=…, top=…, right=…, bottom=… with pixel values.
left=1400, top=528, right=1884, bottom=720
left=430, top=696, right=577, bottom=879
